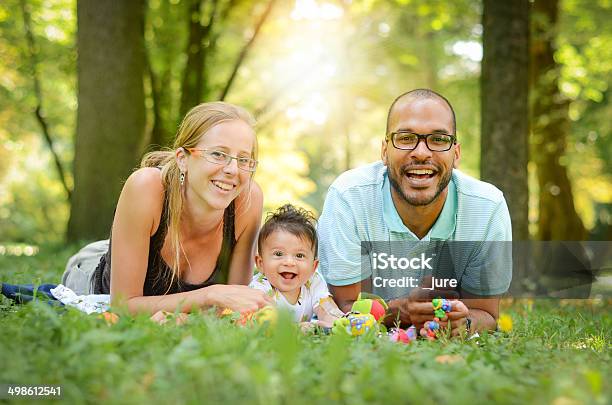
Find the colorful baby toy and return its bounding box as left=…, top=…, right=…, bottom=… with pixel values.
left=422, top=298, right=453, bottom=340
left=222, top=305, right=278, bottom=326
left=432, top=297, right=452, bottom=319
left=332, top=313, right=378, bottom=336
left=332, top=293, right=388, bottom=336
left=350, top=295, right=387, bottom=322
left=389, top=326, right=417, bottom=344
left=253, top=305, right=278, bottom=325
left=224, top=294, right=457, bottom=344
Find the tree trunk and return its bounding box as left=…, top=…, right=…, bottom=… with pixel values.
left=146, top=0, right=182, bottom=148
left=481, top=0, right=530, bottom=240
left=67, top=0, right=146, bottom=241
left=179, top=0, right=222, bottom=117
left=530, top=0, right=586, bottom=240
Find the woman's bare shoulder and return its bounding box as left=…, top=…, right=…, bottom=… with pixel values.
left=116, top=168, right=165, bottom=234
left=125, top=167, right=164, bottom=191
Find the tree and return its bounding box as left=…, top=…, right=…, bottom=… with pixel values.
left=481, top=0, right=530, bottom=240
left=530, top=0, right=586, bottom=240
left=67, top=0, right=146, bottom=241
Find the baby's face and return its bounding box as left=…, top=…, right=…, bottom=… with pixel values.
left=256, top=230, right=318, bottom=294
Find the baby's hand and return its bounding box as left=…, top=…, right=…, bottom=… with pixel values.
left=314, top=296, right=345, bottom=326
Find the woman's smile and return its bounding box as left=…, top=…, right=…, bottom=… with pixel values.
left=211, top=179, right=237, bottom=192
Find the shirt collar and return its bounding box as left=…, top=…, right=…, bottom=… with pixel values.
left=382, top=170, right=457, bottom=240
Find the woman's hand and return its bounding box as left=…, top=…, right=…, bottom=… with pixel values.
left=204, top=284, right=273, bottom=313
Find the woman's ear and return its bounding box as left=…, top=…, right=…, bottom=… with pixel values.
left=175, top=147, right=188, bottom=172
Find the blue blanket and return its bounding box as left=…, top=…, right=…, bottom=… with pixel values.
left=0, top=283, right=62, bottom=305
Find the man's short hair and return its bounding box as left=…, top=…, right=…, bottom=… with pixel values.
left=257, top=204, right=318, bottom=256
left=386, top=88, right=457, bottom=135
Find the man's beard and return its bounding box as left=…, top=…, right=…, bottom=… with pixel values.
left=388, top=163, right=453, bottom=207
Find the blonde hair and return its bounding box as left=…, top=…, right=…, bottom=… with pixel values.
left=140, top=102, right=257, bottom=291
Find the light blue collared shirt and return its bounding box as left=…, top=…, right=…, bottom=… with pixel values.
left=318, top=161, right=512, bottom=299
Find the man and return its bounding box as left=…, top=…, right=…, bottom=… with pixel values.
left=318, top=89, right=512, bottom=335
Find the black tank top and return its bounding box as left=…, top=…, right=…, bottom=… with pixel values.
left=92, top=195, right=237, bottom=295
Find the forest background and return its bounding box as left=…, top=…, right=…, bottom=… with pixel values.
left=0, top=0, right=610, bottom=248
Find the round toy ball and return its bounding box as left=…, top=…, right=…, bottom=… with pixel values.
left=369, top=299, right=386, bottom=321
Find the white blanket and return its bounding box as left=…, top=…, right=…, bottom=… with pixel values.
left=50, top=284, right=110, bottom=314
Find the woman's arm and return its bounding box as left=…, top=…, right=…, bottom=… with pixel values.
left=227, top=181, right=264, bottom=285
left=124, top=284, right=272, bottom=314
left=109, top=168, right=164, bottom=310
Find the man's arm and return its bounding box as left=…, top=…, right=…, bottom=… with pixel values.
left=328, top=283, right=360, bottom=313
left=318, top=186, right=369, bottom=304
left=461, top=292, right=499, bottom=332
left=438, top=197, right=511, bottom=335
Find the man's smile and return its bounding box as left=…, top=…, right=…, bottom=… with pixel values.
left=402, top=165, right=439, bottom=188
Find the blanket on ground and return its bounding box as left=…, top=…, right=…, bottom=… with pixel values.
left=1, top=283, right=109, bottom=314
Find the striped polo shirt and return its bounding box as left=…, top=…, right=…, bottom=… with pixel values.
left=318, top=161, right=512, bottom=299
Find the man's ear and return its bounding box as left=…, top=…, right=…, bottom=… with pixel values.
left=381, top=139, right=388, bottom=166
left=175, top=147, right=188, bottom=172
left=453, top=143, right=461, bottom=169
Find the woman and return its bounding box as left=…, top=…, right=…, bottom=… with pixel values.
left=63, top=102, right=272, bottom=315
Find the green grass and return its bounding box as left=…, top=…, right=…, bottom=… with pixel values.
left=0, top=246, right=610, bottom=405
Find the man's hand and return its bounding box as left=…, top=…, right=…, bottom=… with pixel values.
left=328, top=278, right=498, bottom=336
left=388, top=285, right=460, bottom=329
left=437, top=300, right=469, bottom=336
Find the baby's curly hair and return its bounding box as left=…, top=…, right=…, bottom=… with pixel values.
left=258, top=204, right=318, bottom=256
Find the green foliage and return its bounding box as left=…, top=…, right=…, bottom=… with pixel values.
left=0, top=0, right=610, bottom=241
left=0, top=250, right=610, bottom=404
left=0, top=0, right=75, bottom=243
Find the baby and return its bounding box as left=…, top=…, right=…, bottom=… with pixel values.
left=249, top=204, right=343, bottom=325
